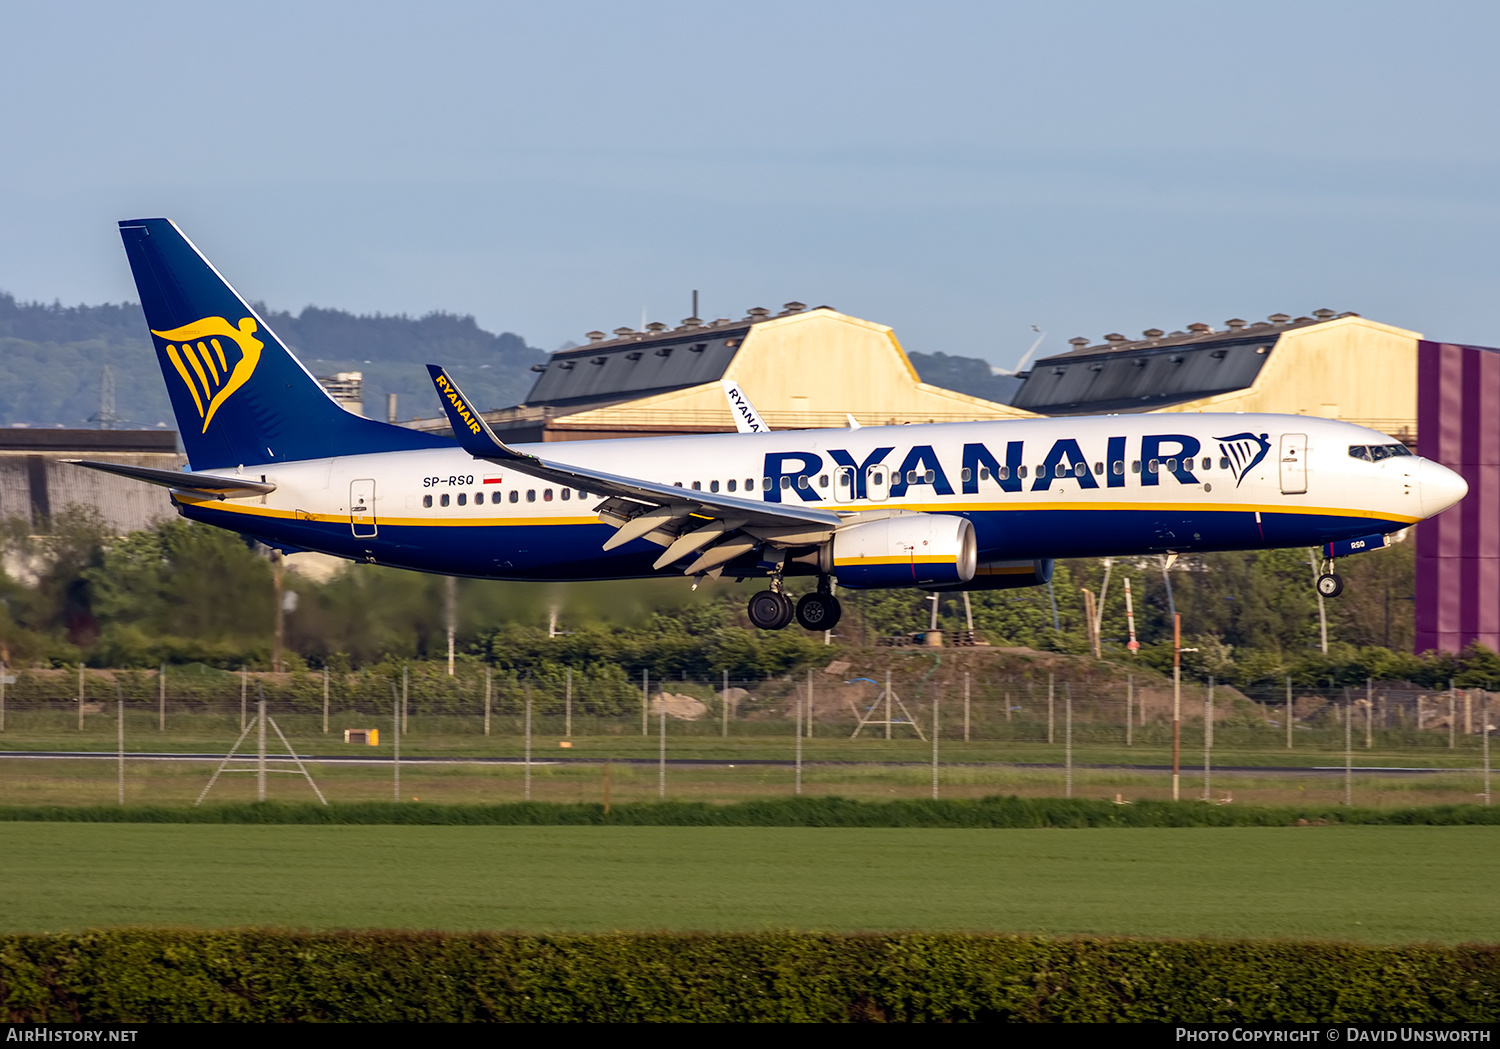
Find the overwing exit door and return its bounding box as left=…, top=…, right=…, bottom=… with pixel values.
left=350, top=479, right=378, bottom=537
left=1279, top=435, right=1307, bottom=495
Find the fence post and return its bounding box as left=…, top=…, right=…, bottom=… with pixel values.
left=117, top=692, right=125, bottom=806
left=932, top=688, right=941, bottom=800
left=1484, top=693, right=1491, bottom=806
left=794, top=686, right=803, bottom=796
left=1048, top=673, right=1055, bottom=745
left=1345, top=700, right=1353, bottom=806
left=565, top=667, right=572, bottom=739
left=322, top=666, right=329, bottom=735
left=1063, top=682, right=1072, bottom=799
left=1366, top=678, right=1373, bottom=749
left=159, top=664, right=166, bottom=732
left=484, top=666, right=491, bottom=737
left=0, top=656, right=6, bottom=734
left=722, top=669, right=729, bottom=738
left=963, top=671, right=970, bottom=743
left=807, top=668, right=814, bottom=739
left=524, top=683, right=532, bottom=801
left=1285, top=676, right=1293, bottom=750
left=658, top=704, right=666, bottom=799
left=257, top=695, right=267, bottom=803
left=392, top=686, right=401, bottom=802
left=78, top=663, right=84, bottom=731
left=1449, top=680, right=1456, bottom=750
left=241, top=666, right=248, bottom=732
left=642, top=669, right=649, bottom=737
left=1203, top=678, right=1213, bottom=802
left=1126, top=674, right=1133, bottom=747
left=402, top=666, right=409, bottom=734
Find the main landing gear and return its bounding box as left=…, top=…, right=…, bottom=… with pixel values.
left=746, top=576, right=842, bottom=632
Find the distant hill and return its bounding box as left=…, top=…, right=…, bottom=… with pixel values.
left=0, top=293, right=1013, bottom=431
left=907, top=351, right=1021, bottom=405
left=0, top=294, right=546, bottom=429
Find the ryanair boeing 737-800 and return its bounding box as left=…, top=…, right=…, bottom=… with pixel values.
left=68, top=218, right=1468, bottom=633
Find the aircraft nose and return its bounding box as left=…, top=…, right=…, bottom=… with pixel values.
left=1419, top=458, right=1468, bottom=518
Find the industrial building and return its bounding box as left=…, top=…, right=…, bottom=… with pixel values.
left=0, top=428, right=184, bottom=535
left=407, top=302, right=1035, bottom=442
left=1013, top=309, right=1419, bottom=446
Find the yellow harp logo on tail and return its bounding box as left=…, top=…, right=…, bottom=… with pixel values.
left=150, top=317, right=264, bottom=433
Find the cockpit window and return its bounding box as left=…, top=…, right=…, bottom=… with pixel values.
left=1350, top=443, right=1412, bottom=462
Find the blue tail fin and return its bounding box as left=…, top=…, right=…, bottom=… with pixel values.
left=118, top=218, right=454, bottom=469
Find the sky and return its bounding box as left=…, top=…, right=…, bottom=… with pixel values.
left=2, top=0, right=1499, bottom=367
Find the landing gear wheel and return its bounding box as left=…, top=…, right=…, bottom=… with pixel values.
left=1316, top=573, right=1344, bottom=598
left=796, top=592, right=842, bottom=632
left=748, top=589, right=795, bottom=630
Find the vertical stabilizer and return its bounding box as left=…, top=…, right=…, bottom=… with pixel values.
left=118, top=218, right=453, bottom=469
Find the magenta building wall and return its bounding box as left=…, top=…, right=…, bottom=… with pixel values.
left=1416, top=339, right=1500, bottom=654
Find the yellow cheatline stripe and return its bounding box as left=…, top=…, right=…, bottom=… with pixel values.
left=867, top=499, right=1420, bottom=524
left=834, top=555, right=951, bottom=567
left=165, top=345, right=205, bottom=418
left=173, top=495, right=599, bottom=529
left=179, top=494, right=1418, bottom=530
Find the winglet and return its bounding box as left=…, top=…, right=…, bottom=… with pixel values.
left=426, top=365, right=534, bottom=461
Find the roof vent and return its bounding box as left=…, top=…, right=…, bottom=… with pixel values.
left=1225, top=318, right=1247, bottom=330
left=1143, top=328, right=1165, bottom=339
left=746, top=307, right=770, bottom=321
left=613, top=327, right=636, bottom=338
left=1103, top=333, right=1128, bottom=344
left=645, top=322, right=668, bottom=334
left=1068, top=336, right=1091, bottom=350
left=680, top=317, right=702, bottom=329
left=529, top=363, right=546, bottom=372
left=586, top=330, right=606, bottom=343
left=1268, top=313, right=1291, bottom=325
left=1312, top=308, right=1336, bottom=320
left=779, top=301, right=807, bottom=315
left=1187, top=322, right=1213, bottom=333
left=1337, top=311, right=1360, bottom=318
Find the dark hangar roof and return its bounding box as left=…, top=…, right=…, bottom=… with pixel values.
left=522, top=303, right=818, bottom=411
left=1011, top=310, right=1356, bottom=415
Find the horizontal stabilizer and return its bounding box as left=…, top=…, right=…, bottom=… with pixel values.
left=63, top=459, right=276, bottom=499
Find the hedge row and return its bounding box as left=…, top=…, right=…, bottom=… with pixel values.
left=2, top=796, right=1499, bottom=827
left=3, top=931, right=1497, bottom=1022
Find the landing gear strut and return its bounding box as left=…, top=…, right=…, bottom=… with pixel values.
left=1315, top=554, right=1343, bottom=598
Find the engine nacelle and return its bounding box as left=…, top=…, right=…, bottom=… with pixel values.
left=930, top=559, right=1053, bottom=592
left=832, top=514, right=977, bottom=589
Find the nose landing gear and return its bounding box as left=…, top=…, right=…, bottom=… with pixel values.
left=1315, top=552, right=1343, bottom=598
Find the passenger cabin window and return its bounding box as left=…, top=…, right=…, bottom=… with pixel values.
left=797, top=476, right=809, bottom=489
left=1201, top=457, right=1212, bottom=470
left=1132, top=461, right=1141, bottom=473
left=961, top=468, right=972, bottom=482
left=493, top=491, right=503, bottom=504
left=924, top=470, right=935, bottom=483
left=727, top=479, right=737, bottom=492
left=1074, top=463, right=1086, bottom=477
left=978, top=467, right=989, bottom=480
left=544, top=489, right=553, bottom=501
left=1112, top=462, right=1124, bottom=475
left=423, top=494, right=433, bottom=508
left=747, top=478, right=755, bottom=490
left=692, top=481, right=701, bottom=491
left=440, top=493, right=450, bottom=507
left=781, top=477, right=792, bottom=489
left=457, top=493, right=467, bottom=506
left=762, top=477, right=772, bottom=490
left=1018, top=466, right=1028, bottom=479
left=509, top=490, right=519, bottom=503
left=1093, top=462, right=1103, bottom=474
left=710, top=480, right=719, bottom=493
left=1148, top=460, right=1159, bottom=473
left=819, top=474, right=829, bottom=488
left=1220, top=457, right=1230, bottom=470
left=561, top=489, right=571, bottom=500
left=527, top=490, right=536, bottom=502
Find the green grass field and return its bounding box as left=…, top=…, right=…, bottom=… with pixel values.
left=3, top=823, right=1496, bottom=943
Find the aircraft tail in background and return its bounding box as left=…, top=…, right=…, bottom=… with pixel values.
left=117, top=218, right=453, bottom=469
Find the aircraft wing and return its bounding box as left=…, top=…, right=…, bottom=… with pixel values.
left=63, top=459, right=276, bottom=499
left=428, top=366, right=842, bottom=575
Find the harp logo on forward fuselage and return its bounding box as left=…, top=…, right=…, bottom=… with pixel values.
left=1216, top=432, right=1272, bottom=488
left=151, top=317, right=264, bottom=433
